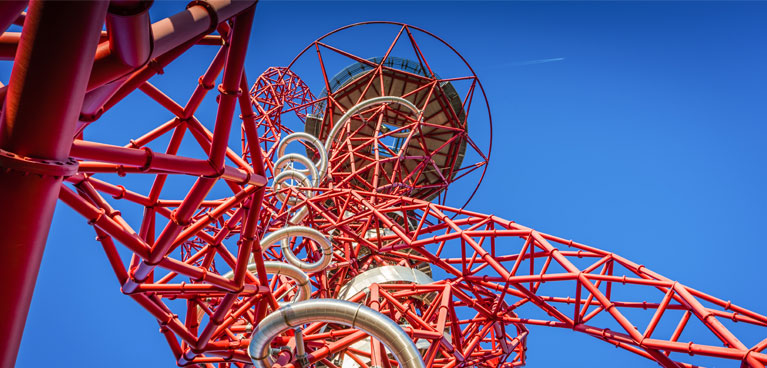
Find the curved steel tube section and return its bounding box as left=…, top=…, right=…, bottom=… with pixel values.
left=276, top=132, right=328, bottom=180
left=274, top=132, right=328, bottom=223
left=248, top=299, right=425, bottom=368
left=260, top=226, right=332, bottom=273
left=323, top=96, right=421, bottom=152
left=272, top=169, right=312, bottom=206
left=274, top=153, right=319, bottom=187
left=222, top=261, right=311, bottom=303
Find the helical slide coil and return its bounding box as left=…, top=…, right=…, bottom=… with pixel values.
left=272, top=132, right=328, bottom=224
left=248, top=299, right=426, bottom=368
left=324, top=96, right=421, bottom=152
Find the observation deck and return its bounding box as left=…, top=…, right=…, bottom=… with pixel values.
left=305, top=57, right=468, bottom=200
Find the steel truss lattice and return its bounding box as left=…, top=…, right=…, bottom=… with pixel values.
left=0, top=3, right=764, bottom=368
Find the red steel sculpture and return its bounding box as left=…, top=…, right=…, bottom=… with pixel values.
left=0, top=2, right=765, bottom=368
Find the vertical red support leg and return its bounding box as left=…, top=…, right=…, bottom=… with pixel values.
left=0, top=2, right=108, bottom=367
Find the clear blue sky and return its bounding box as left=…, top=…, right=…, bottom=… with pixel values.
left=13, top=1, right=767, bottom=367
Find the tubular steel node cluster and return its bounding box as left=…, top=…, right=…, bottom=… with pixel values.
left=0, top=3, right=765, bottom=368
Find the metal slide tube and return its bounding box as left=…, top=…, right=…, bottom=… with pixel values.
left=248, top=299, right=425, bottom=368
left=323, top=96, right=420, bottom=151
left=260, top=227, right=332, bottom=273
left=272, top=152, right=318, bottom=221
left=222, top=261, right=311, bottom=303
left=276, top=132, right=328, bottom=179
left=274, top=153, right=319, bottom=187
left=273, top=132, right=327, bottom=223
left=0, top=2, right=109, bottom=367
left=272, top=170, right=312, bottom=205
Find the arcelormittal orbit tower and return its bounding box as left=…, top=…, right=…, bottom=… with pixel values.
left=0, top=2, right=765, bottom=368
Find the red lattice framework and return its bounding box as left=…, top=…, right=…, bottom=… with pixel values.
left=0, top=3, right=764, bottom=368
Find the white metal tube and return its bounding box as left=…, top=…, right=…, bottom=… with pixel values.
left=324, top=96, right=420, bottom=152
left=272, top=169, right=312, bottom=205
left=248, top=299, right=425, bottom=368
left=274, top=153, right=319, bottom=187
left=276, top=132, right=328, bottom=180
left=222, top=261, right=311, bottom=303
left=260, top=226, right=332, bottom=273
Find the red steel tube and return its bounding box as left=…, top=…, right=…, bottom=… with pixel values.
left=0, top=2, right=108, bottom=367
left=58, top=186, right=151, bottom=259
left=183, top=42, right=228, bottom=118
left=87, top=0, right=256, bottom=92
left=70, top=139, right=266, bottom=186
left=0, top=32, right=20, bottom=60
left=208, top=5, right=254, bottom=169
left=0, top=1, right=26, bottom=34
left=93, top=40, right=197, bottom=125
left=232, top=74, right=268, bottom=289
left=106, top=0, right=153, bottom=68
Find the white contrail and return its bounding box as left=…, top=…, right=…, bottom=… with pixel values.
left=508, top=57, right=565, bottom=66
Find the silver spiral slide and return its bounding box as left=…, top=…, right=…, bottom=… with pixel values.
left=244, top=103, right=426, bottom=368
left=248, top=299, right=426, bottom=368
left=324, top=96, right=421, bottom=152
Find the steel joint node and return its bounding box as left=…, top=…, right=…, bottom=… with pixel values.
left=0, top=148, right=79, bottom=177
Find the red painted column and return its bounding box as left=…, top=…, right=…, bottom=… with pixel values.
left=0, top=2, right=108, bottom=367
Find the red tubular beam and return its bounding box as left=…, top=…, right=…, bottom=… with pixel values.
left=74, top=179, right=145, bottom=243
left=0, top=32, right=20, bottom=61
left=287, top=331, right=370, bottom=368
left=67, top=174, right=152, bottom=207
left=183, top=43, right=228, bottom=118
left=197, top=35, right=224, bottom=45
left=76, top=35, right=194, bottom=132
left=233, top=73, right=267, bottom=287
left=643, top=287, right=676, bottom=339
left=672, top=283, right=749, bottom=351
left=155, top=257, right=240, bottom=292
left=58, top=186, right=151, bottom=259
left=88, top=0, right=256, bottom=92
left=186, top=116, right=254, bottom=171
left=130, top=293, right=199, bottom=346
left=0, top=3, right=108, bottom=366
left=150, top=1, right=248, bottom=58
left=233, top=193, right=263, bottom=286
left=208, top=5, right=254, bottom=169
left=124, top=175, right=218, bottom=292
left=98, top=41, right=195, bottom=120
left=0, top=1, right=26, bottom=34
left=70, top=139, right=266, bottom=186
left=106, top=0, right=153, bottom=68
left=146, top=123, right=186, bottom=203
left=125, top=118, right=182, bottom=149
left=132, top=283, right=257, bottom=295
left=79, top=77, right=129, bottom=121
left=93, top=228, right=130, bottom=285
left=643, top=338, right=767, bottom=363
left=160, top=323, right=184, bottom=360
left=210, top=295, right=264, bottom=340
left=139, top=82, right=186, bottom=117
left=195, top=293, right=238, bottom=350
left=684, top=286, right=767, bottom=325
left=170, top=185, right=257, bottom=250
